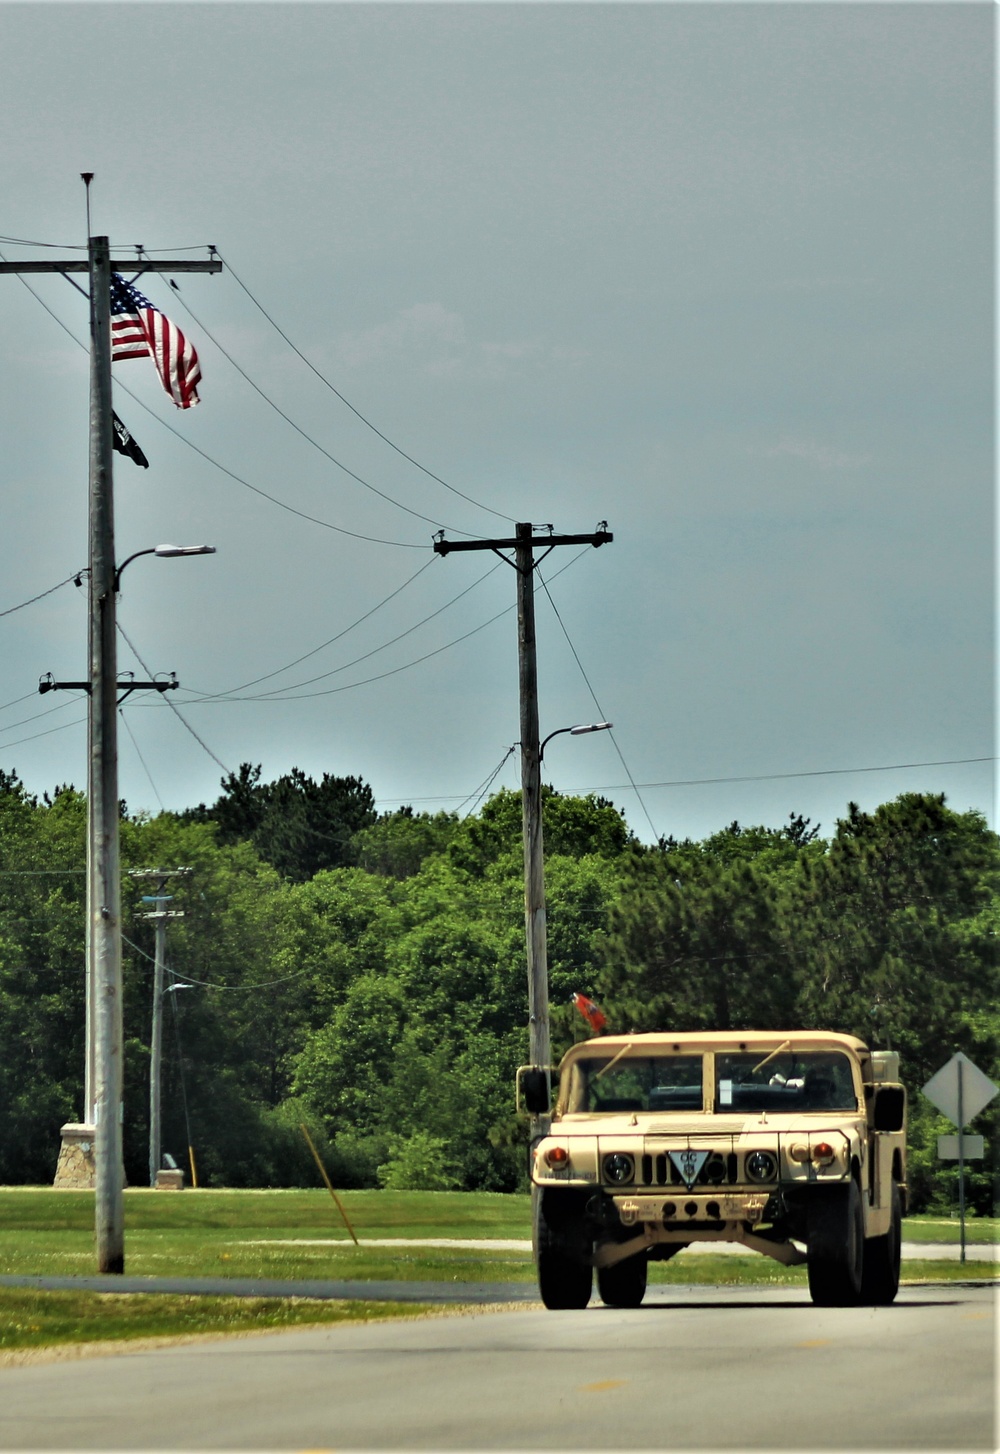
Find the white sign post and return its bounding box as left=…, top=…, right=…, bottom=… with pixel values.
left=922, top=1052, right=998, bottom=1263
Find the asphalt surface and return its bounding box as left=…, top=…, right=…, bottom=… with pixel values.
left=0, top=1284, right=993, bottom=1451
left=0, top=1272, right=536, bottom=1303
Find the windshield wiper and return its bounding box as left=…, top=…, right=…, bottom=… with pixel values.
left=751, top=1040, right=791, bottom=1076
left=593, top=1043, right=633, bottom=1082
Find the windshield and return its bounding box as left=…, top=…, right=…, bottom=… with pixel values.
left=715, top=1050, right=858, bottom=1112
left=563, top=1054, right=704, bottom=1114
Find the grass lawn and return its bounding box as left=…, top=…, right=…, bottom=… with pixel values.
left=897, top=1213, right=999, bottom=1244
left=0, top=1287, right=435, bottom=1356
left=0, top=1188, right=533, bottom=1282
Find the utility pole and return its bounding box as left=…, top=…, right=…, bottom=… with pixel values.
left=434, top=522, right=612, bottom=1140
left=1, top=225, right=220, bottom=1272
left=130, top=868, right=191, bottom=1187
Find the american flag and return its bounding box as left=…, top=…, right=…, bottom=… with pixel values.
left=110, top=273, right=202, bottom=409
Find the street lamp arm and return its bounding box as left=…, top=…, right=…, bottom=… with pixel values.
left=114, top=544, right=216, bottom=592
left=114, top=547, right=157, bottom=587
left=539, top=721, right=613, bottom=762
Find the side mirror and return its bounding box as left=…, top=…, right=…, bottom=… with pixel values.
left=873, top=1085, right=906, bottom=1133
left=517, top=1065, right=552, bottom=1116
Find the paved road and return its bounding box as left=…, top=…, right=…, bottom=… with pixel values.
left=0, top=1284, right=993, bottom=1451
left=0, top=1271, right=535, bottom=1303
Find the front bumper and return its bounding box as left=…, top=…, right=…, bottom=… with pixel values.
left=614, top=1189, right=772, bottom=1227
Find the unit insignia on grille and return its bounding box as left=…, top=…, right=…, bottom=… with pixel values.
left=668, top=1149, right=710, bottom=1189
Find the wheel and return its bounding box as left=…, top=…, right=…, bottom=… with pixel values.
left=807, top=1179, right=864, bottom=1306
left=597, top=1253, right=648, bottom=1308
left=860, top=1181, right=901, bottom=1305
left=534, top=1188, right=592, bottom=1310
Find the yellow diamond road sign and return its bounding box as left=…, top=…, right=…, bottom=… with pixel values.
left=922, top=1052, right=998, bottom=1128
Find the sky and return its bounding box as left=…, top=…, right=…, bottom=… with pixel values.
left=0, top=1, right=993, bottom=846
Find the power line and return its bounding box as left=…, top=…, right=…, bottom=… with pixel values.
left=217, top=253, right=515, bottom=526
left=115, top=381, right=432, bottom=549
left=119, top=709, right=165, bottom=812
left=189, top=598, right=515, bottom=702
left=0, top=691, right=42, bottom=714
left=0, top=868, right=86, bottom=875
left=536, top=564, right=661, bottom=843
left=0, top=235, right=86, bottom=250
left=168, top=281, right=488, bottom=539
left=208, top=560, right=505, bottom=701
left=116, top=621, right=232, bottom=774
left=593, top=756, right=995, bottom=791
left=455, top=744, right=518, bottom=818
left=184, top=543, right=590, bottom=706
left=183, top=554, right=437, bottom=699
left=0, top=698, right=79, bottom=736
left=0, top=254, right=427, bottom=550
left=369, top=756, right=996, bottom=811
left=121, top=932, right=311, bottom=991
left=0, top=571, right=83, bottom=619
left=0, top=714, right=86, bottom=751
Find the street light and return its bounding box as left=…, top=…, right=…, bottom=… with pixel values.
left=523, top=718, right=614, bottom=1144
left=115, top=544, right=216, bottom=590
left=539, top=721, right=613, bottom=761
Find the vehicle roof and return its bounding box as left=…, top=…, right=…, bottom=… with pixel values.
left=559, top=1029, right=869, bottom=1065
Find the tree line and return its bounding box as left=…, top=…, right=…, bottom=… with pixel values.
left=0, top=765, right=996, bottom=1212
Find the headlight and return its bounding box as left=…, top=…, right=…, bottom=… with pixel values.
left=603, top=1152, right=635, bottom=1185
left=745, top=1150, right=777, bottom=1183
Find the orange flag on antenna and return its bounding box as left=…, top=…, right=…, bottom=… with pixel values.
left=571, top=992, right=607, bottom=1032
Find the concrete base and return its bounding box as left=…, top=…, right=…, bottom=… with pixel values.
left=53, top=1124, right=96, bottom=1189
left=155, top=1169, right=184, bottom=1190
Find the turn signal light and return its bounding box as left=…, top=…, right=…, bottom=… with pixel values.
left=812, top=1141, right=836, bottom=1165
left=545, top=1146, right=569, bottom=1167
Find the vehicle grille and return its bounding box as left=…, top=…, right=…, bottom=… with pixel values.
left=638, top=1151, right=739, bottom=1187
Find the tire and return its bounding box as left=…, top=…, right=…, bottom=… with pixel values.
left=860, top=1181, right=901, bottom=1305
left=534, top=1189, right=592, bottom=1311
left=597, top=1253, right=648, bottom=1308
left=807, top=1179, right=864, bottom=1306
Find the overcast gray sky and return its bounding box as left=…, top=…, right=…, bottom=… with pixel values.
left=0, top=1, right=993, bottom=844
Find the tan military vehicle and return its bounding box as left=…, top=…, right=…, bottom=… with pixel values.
left=519, top=1030, right=906, bottom=1310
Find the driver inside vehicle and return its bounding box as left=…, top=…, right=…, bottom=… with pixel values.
left=802, top=1067, right=840, bottom=1109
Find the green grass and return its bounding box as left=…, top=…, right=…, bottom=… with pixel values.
left=0, top=1186, right=529, bottom=1236
left=897, top=1214, right=999, bottom=1244
left=0, top=1287, right=434, bottom=1355
left=0, top=1188, right=534, bottom=1282
left=650, top=1255, right=997, bottom=1285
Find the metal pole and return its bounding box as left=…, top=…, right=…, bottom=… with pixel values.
left=515, top=524, right=550, bottom=1141
left=88, top=234, right=125, bottom=1273
left=148, top=910, right=167, bottom=1187
left=957, top=1057, right=966, bottom=1264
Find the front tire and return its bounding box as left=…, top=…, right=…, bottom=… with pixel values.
left=597, top=1253, right=648, bottom=1308
left=860, top=1182, right=901, bottom=1305
left=807, top=1179, right=864, bottom=1306
left=534, top=1189, right=592, bottom=1310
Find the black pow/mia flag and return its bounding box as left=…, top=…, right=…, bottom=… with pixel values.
left=112, top=412, right=149, bottom=469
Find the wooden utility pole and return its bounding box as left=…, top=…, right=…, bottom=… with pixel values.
left=131, top=868, right=191, bottom=1186
left=1, top=228, right=220, bottom=1272
left=434, top=522, right=612, bottom=1139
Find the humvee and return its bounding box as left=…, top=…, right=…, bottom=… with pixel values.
left=518, top=1030, right=906, bottom=1309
